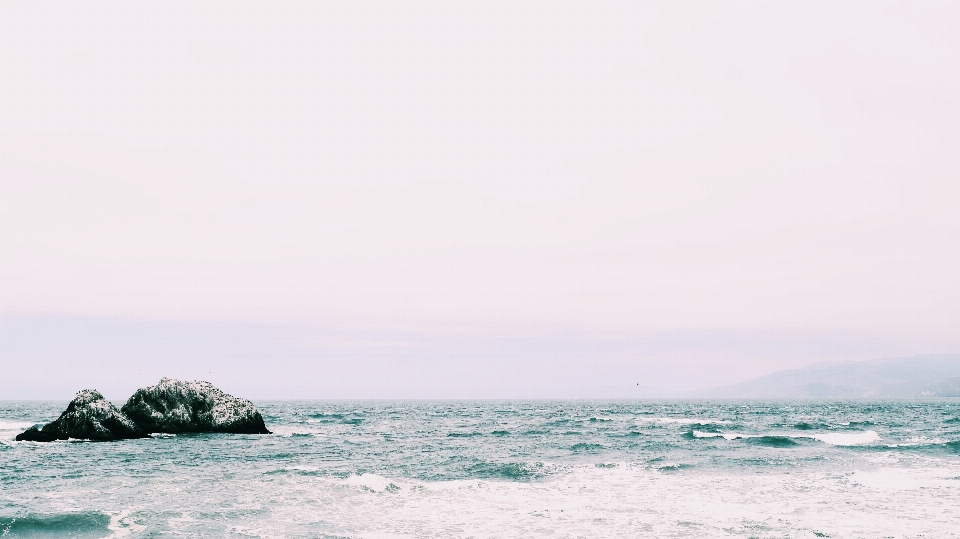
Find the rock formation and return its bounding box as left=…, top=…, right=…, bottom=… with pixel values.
left=15, top=378, right=271, bottom=441
left=15, top=390, right=150, bottom=442
left=121, top=377, right=271, bottom=434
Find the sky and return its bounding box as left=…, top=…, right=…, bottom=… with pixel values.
left=2, top=2, right=960, bottom=399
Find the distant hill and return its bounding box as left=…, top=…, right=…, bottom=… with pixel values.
left=707, top=354, right=960, bottom=398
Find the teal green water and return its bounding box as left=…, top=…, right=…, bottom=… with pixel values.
left=3, top=400, right=960, bottom=538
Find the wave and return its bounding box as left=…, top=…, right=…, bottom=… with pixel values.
left=783, top=421, right=873, bottom=431
left=0, top=512, right=111, bottom=538
left=691, top=430, right=880, bottom=446
left=793, top=422, right=825, bottom=430
left=883, top=436, right=951, bottom=448
left=570, top=443, right=604, bottom=451
left=268, top=425, right=324, bottom=437
left=264, top=467, right=325, bottom=477
left=656, top=463, right=694, bottom=472
left=447, top=432, right=482, bottom=438
left=637, top=417, right=730, bottom=425
left=689, top=430, right=960, bottom=451
left=464, top=461, right=547, bottom=481
left=307, top=413, right=363, bottom=425
left=691, top=423, right=724, bottom=434
left=691, top=431, right=737, bottom=440
left=308, top=413, right=344, bottom=420
left=746, top=436, right=800, bottom=447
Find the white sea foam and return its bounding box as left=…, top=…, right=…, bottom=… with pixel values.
left=247, top=462, right=960, bottom=538
left=813, top=430, right=880, bottom=446
left=344, top=473, right=402, bottom=493
left=852, top=467, right=959, bottom=491
left=0, top=420, right=37, bottom=442
left=106, top=508, right=144, bottom=538
left=0, top=421, right=36, bottom=430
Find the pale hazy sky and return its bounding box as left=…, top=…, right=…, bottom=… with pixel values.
left=2, top=2, right=959, bottom=399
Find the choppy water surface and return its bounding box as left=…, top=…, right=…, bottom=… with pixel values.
left=3, top=400, right=960, bottom=538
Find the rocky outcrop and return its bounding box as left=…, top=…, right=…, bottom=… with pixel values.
left=16, top=390, right=150, bottom=442
left=121, top=378, right=271, bottom=434
left=15, top=379, right=271, bottom=441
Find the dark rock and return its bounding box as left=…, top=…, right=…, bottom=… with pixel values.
left=16, top=390, right=150, bottom=442
left=121, top=378, right=271, bottom=434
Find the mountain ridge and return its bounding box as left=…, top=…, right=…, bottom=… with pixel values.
left=706, top=353, right=960, bottom=398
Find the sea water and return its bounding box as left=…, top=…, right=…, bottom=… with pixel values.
left=2, top=400, right=960, bottom=538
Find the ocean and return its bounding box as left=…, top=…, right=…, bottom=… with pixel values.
left=2, top=400, right=960, bottom=538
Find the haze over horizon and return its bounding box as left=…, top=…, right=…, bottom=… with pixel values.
left=3, top=2, right=960, bottom=399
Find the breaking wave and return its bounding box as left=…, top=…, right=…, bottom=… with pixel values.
left=464, top=461, right=548, bottom=481
left=691, top=430, right=880, bottom=446
left=0, top=512, right=111, bottom=538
